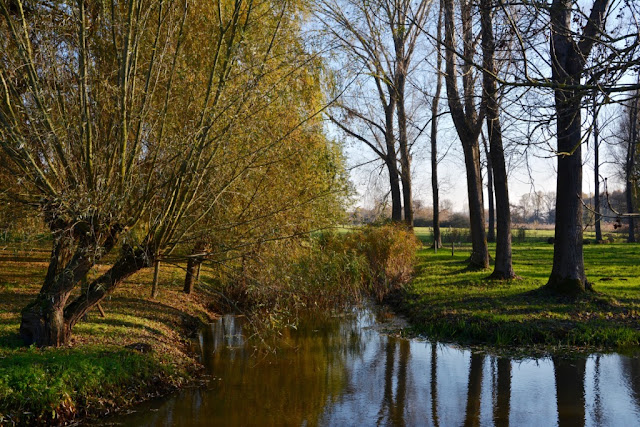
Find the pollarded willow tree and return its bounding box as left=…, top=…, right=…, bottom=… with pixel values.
left=0, top=0, right=347, bottom=346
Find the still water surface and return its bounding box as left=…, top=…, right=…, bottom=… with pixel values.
left=107, top=309, right=640, bottom=426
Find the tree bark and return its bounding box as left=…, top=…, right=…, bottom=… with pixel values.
left=20, top=237, right=93, bottom=346
left=443, top=0, right=489, bottom=270
left=481, top=0, right=514, bottom=279
left=546, top=0, right=608, bottom=293
left=431, top=0, right=443, bottom=249
left=593, top=94, right=602, bottom=241
left=64, top=247, right=151, bottom=332
left=398, top=82, right=413, bottom=227
left=483, top=135, right=496, bottom=243
left=626, top=91, right=638, bottom=243
left=463, top=141, right=490, bottom=269
left=20, top=239, right=149, bottom=346
left=151, top=260, right=160, bottom=299
left=395, top=28, right=413, bottom=227
left=385, top=94, right=403, bottom=222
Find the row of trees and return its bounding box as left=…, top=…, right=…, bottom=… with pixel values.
left=320, top=0, right=640, bottom=290
left=0, top=0, right=348, bottom=346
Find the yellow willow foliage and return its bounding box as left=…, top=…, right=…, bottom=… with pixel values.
left=0, top=0, right=347, bottom=255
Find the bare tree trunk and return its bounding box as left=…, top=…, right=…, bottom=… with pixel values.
left=20, top=235, right=90, bottom=346
left=64, top=247, right=151, bottom=333
left=481, top=0, right=514, bottom=279
left=151, top=260, right=160, bottom=299
left=482, top=135, right=496, bottom=243
left=463, top=142, right=490, bottom=269
left=398, top=91, right=413, bottom=227
left=184, top=241, right=206, bottom=295
left=387, top=158, right=403, bottom=222
left=546, top=0, right=608, bottom=293
left=443, top=0, right=489, bottom=270
left=395, top=43, right=412, bottom=227
left=593, top=95, right=602, bottom=241
left=385, top=101, right=403, bottom=222
left=548, top=91, right=587, bottom=292
left=431, top=0, right=443, bottom=249
left=626, top=92, right=638, bottom=243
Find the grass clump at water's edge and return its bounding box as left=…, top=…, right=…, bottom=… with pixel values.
left=0, top=244, right=216, bottom=425
left=210, top=224, right=419, bottom=331
left=389, top=239, right=640, bottom=352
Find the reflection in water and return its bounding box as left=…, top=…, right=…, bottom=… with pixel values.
left=493, top=358, right=511, bottom=427
left=105, top=309, right=640, bottom=426
left=464, top=353, right=484, bottom=427
left=430, top=344, right=439, bottom=427
left=553, top=356, right=586, bottom=426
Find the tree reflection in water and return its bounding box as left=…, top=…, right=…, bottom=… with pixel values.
left=492, top=357, right=511, bottom=427
left=104, top=309, right=640, bottom=426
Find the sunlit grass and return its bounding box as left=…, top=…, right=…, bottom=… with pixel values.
left=0, top=243, right=215, bottom=424
left=397, top=239, right=640, bottom=350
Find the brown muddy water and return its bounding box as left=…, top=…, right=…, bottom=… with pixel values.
left=102, top=309, right=640, bottom=426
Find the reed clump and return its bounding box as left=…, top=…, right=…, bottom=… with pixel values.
left=211, top=224, right=419, bottom=318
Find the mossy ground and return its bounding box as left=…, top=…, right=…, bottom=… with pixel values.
left=0, top=242, right=216, bottom=425
left=393, top=228, right=640, bottom=353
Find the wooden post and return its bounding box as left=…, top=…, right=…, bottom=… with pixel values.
left=96, top=303, right=106, bottom=318
left=195, top=262, right=201, bottom=284
left=451, top=241, right=454, bottom=257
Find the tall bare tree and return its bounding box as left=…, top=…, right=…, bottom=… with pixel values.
left=592, top=92, right=603, bottom=241
left=495, top=0, right=640, bottom=292
left=430, top=0, right=444, bottom=248
left=545, top=0, right=609, bottom=293
left=442, top=0, right=489, bottom=269
left=480, top=0, right=515, bottom=279
left=318, top=0, right=431, bottom=225
left=625, top=86, right=639, bottom=243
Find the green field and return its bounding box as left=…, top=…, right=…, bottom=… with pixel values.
left=394, top=233, right=640, bottom=352
left=412, top=226, right=620, bottom=243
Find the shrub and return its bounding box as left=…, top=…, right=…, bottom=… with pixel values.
left=517, top=228, right=527, bottom=242
left=441, top=227, right=472, bottom=243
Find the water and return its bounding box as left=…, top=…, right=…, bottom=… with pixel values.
left=105, top=309, right=640, bottom=426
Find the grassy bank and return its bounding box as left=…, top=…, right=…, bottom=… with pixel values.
left=0, top=244, right=215, bottom=425
left=394, top=233, right=640, bottom=352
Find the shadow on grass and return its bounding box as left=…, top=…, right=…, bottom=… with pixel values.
left=0, top=332, right=23, bottom=349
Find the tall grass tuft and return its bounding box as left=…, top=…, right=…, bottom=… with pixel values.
left=347, top=225, right=420, bottom=301
left=210, top=224, right=419, bottom=321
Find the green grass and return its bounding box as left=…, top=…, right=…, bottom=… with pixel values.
left=394, top=239, right=640, bottom=352
left=0, top=243, right=215, bottom=425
